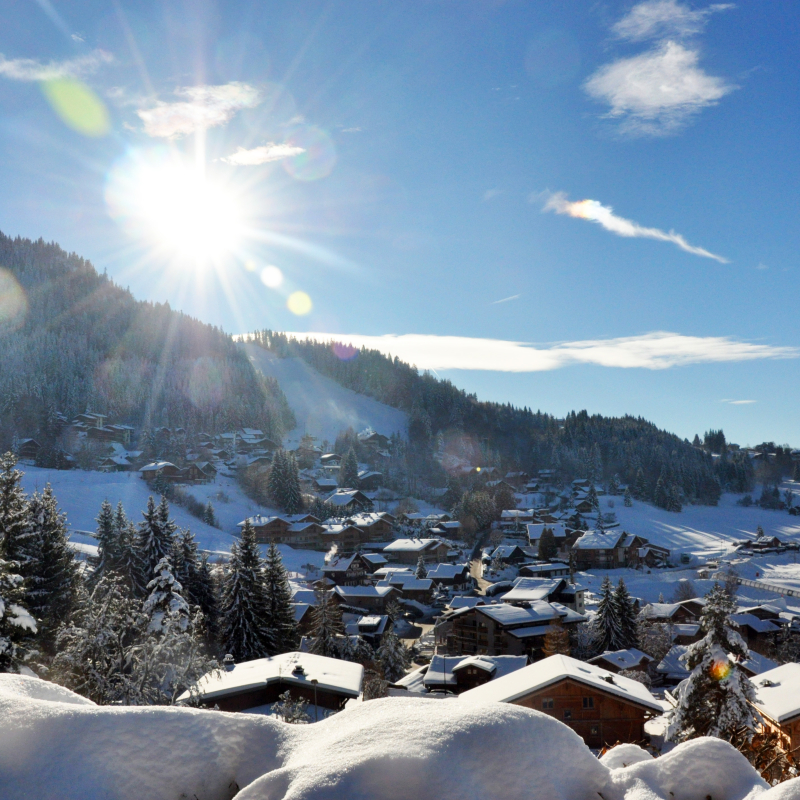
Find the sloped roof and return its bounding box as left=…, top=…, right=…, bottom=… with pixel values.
left=460, top=654, right=661, bottom=712
left=501, top=578, right=564, bottom=603
left=751, top=663, right=800, bottom=723
left=572, top=531, right=625, bottom=550
left=589, top=648, right=652, bottom=671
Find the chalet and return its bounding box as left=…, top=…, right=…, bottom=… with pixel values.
left=237, top=515, right=290, bottom=543
left=313, top=477, right=339, bottom=493
left=321, top=553, right=375, bottom=586
left=751, top=664, right=800, bottom=755
left=72, top=412, right=107, bottom=429
left=99, top=455, right=134, bottom=472
left=326, top=489, right=373, bottom=512
left=527, top=523, right=571, bottom=554
left=344, top=614, right=391, bottom=647
left=182, top=651, right=363, bottom=715
left=395, top=654, right=528, bottom=695
left=194, top=461, right=217, bottom=481
left=501, top=509, right=535, bottom=530
left=377, top=572, right=433, bottom=603
left=357, top=470, right=383, bottom=490
left=319, top=523, right=370, bottom=552
left=517, top=562, right=570, bottom=579
left=486, top=545, right=529, bottom=566
left=574, top=499, right=594, bottom=514
left=282, top=522, right=326, bottom=548
left=293, top=603, right=314, bottom=636
left=589, top=649, right=653, bottom=675
left=139, top=461, right=183, bottom=483
left=357, top=429, right=390, bottom=450
left=332, top=584, right=399, bottom=614
left=486, top=479, right=516, bottom=494
left=640, top=602, right=698, bottom=625
left=345, top=511, right=395, bottom=541
left=502, top=577, right=585, bottom=615
left=320, top=453, right=342, bottom=467
left=446, top=601, right=585, bottom=660
left=427, top=563, right=471, bottom=589
left=460, top=654, right=661, bottom=748
left=730, top=612, right=782, bottom=656
left=382, top=538, right=451, bottom=564
left=504, top=471, right=529, bottom=488
left=571, top=530, right=663, bottom=570
left=16, top=439, right=41, bottom=461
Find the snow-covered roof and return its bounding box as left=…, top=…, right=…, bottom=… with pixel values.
left=421, top=654, right=528, bottom=690
left=657, top=645, right=690, bottom=679
left=291, top=589, right=318, bottom=605
left=526, top=523, right=569, bottom=540
left=447, top=596, right=487, bottom=610
left=502, top=578, right=563, bottom=603
left=292, top=603, right=311, bottom=623
left=751, top=663, right=800, bottom=723
left=572, top=531, right=624, bottom=550
left=589, top=649, right=652, bottom=671
left=377, top=575, right=432, bottom=592
left=139, top=461, right=178, bottom=471
left=739, top=651, right=777, bottom=676
left=519, top=562, right=570, bottom=575
left=428, top=563, right=469, bottom=579
left=460, top=654, right=661, bottom=712
left=730, top=613, right=781, bottom=634
left=182, top=652, right=364, bottom=702
left=477, top=601, right=566, bottom=626
left=237, top=515, right=288, bottom=528
left=383, top=538, right=444, bottom=553
left=334, top=585, right=396, bottom=599
left=642, top=602, right=682, bottom=620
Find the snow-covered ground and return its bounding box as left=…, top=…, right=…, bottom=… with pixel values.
left=2, top=672, right=794, bottom=800
left=242, top=342, right=408, bottom=447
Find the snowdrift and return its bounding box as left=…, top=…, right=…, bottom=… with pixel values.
left=1, top=674, right=797, bottom=800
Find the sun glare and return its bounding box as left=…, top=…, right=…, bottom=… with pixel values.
left=106, top=150, right=243, bottom=263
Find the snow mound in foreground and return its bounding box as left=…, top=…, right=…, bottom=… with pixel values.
left=0, top=675, right=794, bottom=800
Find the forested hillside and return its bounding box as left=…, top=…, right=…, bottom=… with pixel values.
left=249, top=330, right=754, bottom=505
left=0, top=234, right=294, bottom=449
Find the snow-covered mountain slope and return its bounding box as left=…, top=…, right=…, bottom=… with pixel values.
left=241, top=342, right=407, bottom=448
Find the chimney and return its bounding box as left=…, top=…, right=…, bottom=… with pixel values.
left=223, top=654, right=235, bottom=671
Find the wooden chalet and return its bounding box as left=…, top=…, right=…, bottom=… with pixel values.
left=382, top=538, right=452, bottom=565
left=332, top=584, right=399, bottom=614
left=751, top=663, right=800, bottom=756
left=321, top=553, right=375, bottom=586
left=16, top=439, right=41, bottom=461
left=344, top=511, right=395, bottom=541
left=319, top=523, right=371, bottom=552
left=139, top=461, right=183, bottom=483
left=588, top=649, right=653, bottom=675
left=325, top=489, right=373, bottom=512
left=237, top=515, right=291, bottom=543
left=460, top=654, right=661, bottom=748
left=571, top=531, right=667, bottom=570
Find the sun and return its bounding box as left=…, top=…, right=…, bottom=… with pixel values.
left=106, top=149, right=244, bottom=263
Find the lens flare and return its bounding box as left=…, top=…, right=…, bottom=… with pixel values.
left=106, top=148, right=243, bottom=262
left=260, top=265, right=283, bottom=288
left=0, top=269, right=28, bottom=332
left=332, top=342, right=358, bottom=361
left=287, top=291, right=312, bottom=315
left=42, top=79, right=110, bottom=137
left=283, top=125, right=336, bottom=181
left=710, top=659, right=733, bottom=682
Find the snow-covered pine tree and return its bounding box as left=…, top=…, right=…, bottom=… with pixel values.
left=634, top=467, right=648, bottom=500
left=415, top=554, right=428, bottom=579
left=623, top=487, right=633, bottom=507
left=653, top=470, right=668, bottom=509
left=263, top=541, right=298, bottom=655
left=218, top=521, right=271, bottom=661
left=172, top=529, right=199, bottom=605
left=24, top=485, right=80, bottom=646
left=538, top=527, right=558, bottom=560
left=134, top=496, right=175, bottom=594
left=308, top=589, right=344, bottom=659
left=587, top=484, right=599, bottom=512
left=202, top=501, right=216, bottom=527
left=0, top=556, right=37, bottom=672
left=91, top=499, right=119, bottom=584
left=192, top=553, right=219, bottom=638
left=0, top=452, right=31, bottom=566
left=667, top=583, right=759, bottom=743
left=338, top=447, right=359, bottom=489
left=593, top=576, right=623, bottom=652
left=142, top=557, right=190, bottom=635
left=267, top=449, right=286, bottom=508
left=342, top=634, right=375, bottom=666
left=117, top=520, right=141, bottom=595
left=613, top=578, right=639, bottom=650
left=376, top=630, right=410, bottom=683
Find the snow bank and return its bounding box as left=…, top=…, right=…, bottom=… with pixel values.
left=0, top=675, right=793, bottom=800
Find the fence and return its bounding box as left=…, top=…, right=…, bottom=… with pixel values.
left=737, top=577, right=800, bottom=598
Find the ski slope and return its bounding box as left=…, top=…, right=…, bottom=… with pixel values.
left=241, top=342, right=407, bottom=448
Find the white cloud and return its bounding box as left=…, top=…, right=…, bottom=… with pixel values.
left=137, top=82, right=260, bottom=138
left=756, top=263, right=769, bottom=270
left=613, top=1, right=734, bottom=42
left=279, top=331, right=796, bottom=373
left=0, top=49, right=112, bottom=81
left=341, top=126, right=362, bottom=133
left=491, top=294, right=520, bottom=305
left=221, top=142, right=305, bottom=166
left=585, top=40, right=734, bottom=135
left=71, top=34, right=85, bottom=43
left=542, top=191, right=728, bottom=262
left=483, top=188, right=502, bottom=201
left=721, top=399, right=757, bottom=405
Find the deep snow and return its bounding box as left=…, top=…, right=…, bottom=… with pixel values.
left=242, top=342, right=408, bottom=448
left=2, top=673, right=797, bottom=800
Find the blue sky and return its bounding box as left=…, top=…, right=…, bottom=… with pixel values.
left=0, top=0, right=798, bottom=446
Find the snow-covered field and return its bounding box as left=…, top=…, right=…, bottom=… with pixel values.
left=242, top=342, right=408, bottom=447
left=1, top=672, right=793, bottom=800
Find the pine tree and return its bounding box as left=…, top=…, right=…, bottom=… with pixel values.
left=0, top=453, right=31, bottom=566
left=171, top=528, right=199, bottom=604
left=24, top=485, right=80, bottom=646
left=192, top=553, right=219, bottom=638
left=283, top=452, right=303, bottom=515
left=613, top=578, right=639, bottom=650
left=667, top=583, right=759, bottom=743
left=202, top=501, right=216, bottom=527
left=593, top=576, right=623, bottom=652
left=267, top=450, right=286, bottom=507
left=415, top=554, right=428, bottom=579
left=623, top=487, right=633, bottom=507
left=263, top=541, right=298, bottom=655
left=634, top=467, right=648, bottom=500
left=653, top=474, right=668, bottom=509
left=308, top=589, right=344, bottom=659
left=376, top=629, right=410, bottom=682
left=0, top=556, right=37, bottom=672
left=339, top=447, right=359, bottom=489
left=218, top=521, right=271, bottom=661
left=135, top=496, right=175, bottom=594
left=91, top=499, right=119, bottom=584
left=142, top=557, right=190, bottom=635
left=587, top=484, right=600, bottom=512
left=538, top=527, right=558, bottom=560
left=117, top=520, right=140, bottom=595
left=542, top=617, right=571, bottom=657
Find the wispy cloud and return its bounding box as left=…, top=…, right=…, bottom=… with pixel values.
left=279, top=331, right=796, bottom=373
left=137, top=82, right=260, bottom=138
left=341, top=126, right=362, bottom=133
left=721, top=399, right=757, bottom=405
left=483, top=188, right=503, bottom=201
left=756, top=263, right=769, bottom=270
left=0, top=49, right=112, bottom=81
left=491, top=294, right=520, bottom=305
left=613, top=0, right=734, bottom=42
left=221, top=142, right=306, bottom=165
left=542, top=191, right=728, bottom=262
left=586, top=2, right=735, bottom=135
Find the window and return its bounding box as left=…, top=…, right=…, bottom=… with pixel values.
left=582, top=697, right=594, bottom=709
left=563, top=709, right=572, bottom=720
left=542, top=698, right=554, bottom=710
left=590, top=725, right=600, bottom=736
